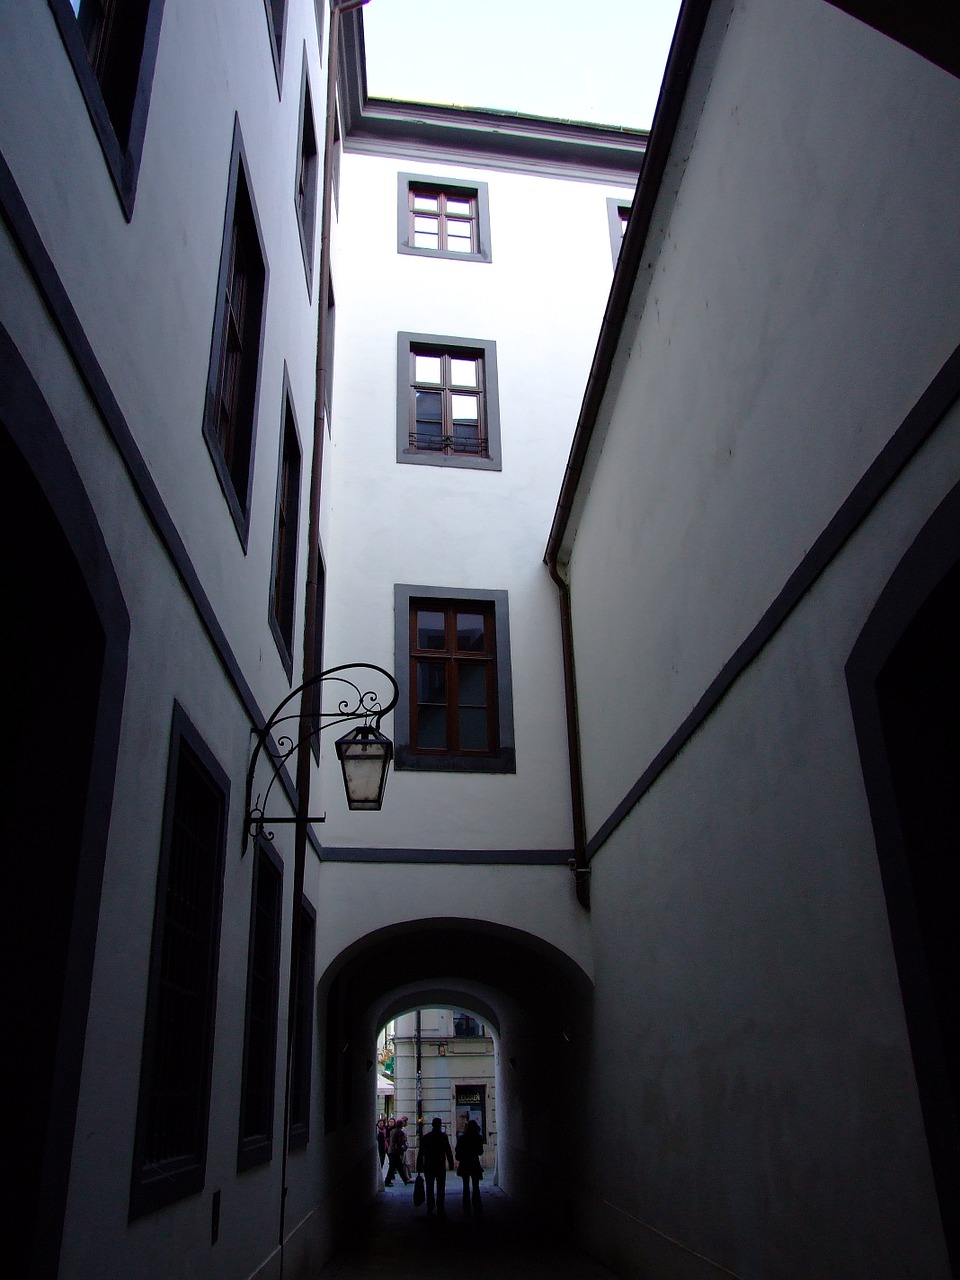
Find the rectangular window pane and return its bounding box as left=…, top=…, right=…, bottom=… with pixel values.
left=417, top=660, right=446, bottom=702
left=417, top=705, right=447, bottom=750
left=449, top=358, right=478, bottom=388
left=413, top=229, right=440, bottom=249
left=457, top=663, right=487, bottom=706
left=445, top=198, right=472, bottom=216
left=451, top=393, right=479, bottom=424
left=413, top=214, right=440, bottom=235
left=446, top=220, right=473, bottom=250
left=413, top=193, right=439, bottom=211
left=417, top=612, right=446, bottom=650
left=414, top=354, right=443, bottom=384
left=458, top=706, right=489, bottom=751
left=456, top=614, right=485, bottom=651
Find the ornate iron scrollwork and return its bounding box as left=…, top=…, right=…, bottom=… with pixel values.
left=243, top=663, right=399, bottom=854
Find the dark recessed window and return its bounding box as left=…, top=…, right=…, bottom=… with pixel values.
left=309, top=554, right=327, bottom=761
left=262, top=0, right=286, bottom=84
left=394, top=586, right=515, bottom=774
left=398, top=173, right=492, bottom=262
left=288, top=899, right=316, bottom=1150
left=238, top=843, right=283, bottom=1172
left=396, top=333, right=501, bottom=471
left=269, top=387, right=302, bottom=673
left=130, top=709, right=228, bottom=1219
left=324, top=276, right=336, bottom=422
left=48, top=0, right=166, bottom=217
left=203, top=123, right=268, bottom=544
left=296, top=61, right=319, bottom=290
left=410, top=599, right=498, bottom=759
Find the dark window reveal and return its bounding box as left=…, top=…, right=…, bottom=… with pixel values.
left=288, top=899, right=315, bottom=1149
left=238, top=844, right=282, bottom=1172
left=49, top=0, right=166, bottom=216
left=203, top=126, right=268, bottom=543
left=130, top=712, right=228, bottom=1218
left=270, top=396, right=302, bottom=670
left=296, top=66, right=319, bottom=287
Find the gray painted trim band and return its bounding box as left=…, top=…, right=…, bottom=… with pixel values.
left=0, top=145, right=317, bottom=854
left=321, top=847, right=571, bottom=865
left=585, top=338, right=960, bottom=863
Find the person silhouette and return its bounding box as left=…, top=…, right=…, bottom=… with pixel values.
left=455, top=1119, right=484, bottom=1215
left=416, top=1117, right=455, bottom=1217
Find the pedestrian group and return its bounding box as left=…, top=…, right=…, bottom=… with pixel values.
left=377, top=1115, right=484, bottom=1218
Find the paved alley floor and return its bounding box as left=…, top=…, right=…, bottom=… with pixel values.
left=317, top=1177, right=620, bottom=1280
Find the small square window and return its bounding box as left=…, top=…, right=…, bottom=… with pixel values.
left=397, top=333, right=501, bottom=471
left=398, top=173, right=492, bottom=263
left=394, top=586, right=515, bottom=774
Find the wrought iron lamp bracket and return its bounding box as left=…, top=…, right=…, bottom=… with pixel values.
left=242, top=662, right=399, bottom=855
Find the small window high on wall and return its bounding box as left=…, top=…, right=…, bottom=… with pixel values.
left=397, top=173, right=492, bottom=263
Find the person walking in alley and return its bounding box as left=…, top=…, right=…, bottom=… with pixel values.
left=455, top=1119, right=484, bottom=1215
left=416, top=1118, right=455, bottom=1218
left=384, top=1116, right=410, bottom=1185
left=376, top=1117, right=387, bottom=1169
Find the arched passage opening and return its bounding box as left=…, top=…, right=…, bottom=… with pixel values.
left=315, top=917, right=594, bottom=1251
left=0, top=326, right=129, bottom=1280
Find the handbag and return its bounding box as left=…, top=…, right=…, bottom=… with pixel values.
left=413, top=1174, right=425, bottom=1206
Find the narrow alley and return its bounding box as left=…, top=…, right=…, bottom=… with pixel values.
left=318, top=1180, right=619, bottom=1280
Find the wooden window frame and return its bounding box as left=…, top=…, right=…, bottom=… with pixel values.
left=394, top=585, right=516, bottom=774
left=397, top=173, right=492, bottom=263
left=129, top=705, right=229, bottom=1220
left=47, top=0, right=167, bottom=219
left=396, top=333, right=502, bottom=471
left=268, top=374, right=302, bottom=676
left=408, top=184, right=478, bottom=255
left=202, top=119, right=269, bottom=548
left=408, top=345, right=488, bottom=459
left=237, top=841, right=283, bottom=1173
left=409, top=599, right=499, bottom=758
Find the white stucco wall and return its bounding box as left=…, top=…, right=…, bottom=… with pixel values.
left=568, top=0, right=960, bottom=832
left=563, top=1, right=960, bottom=1276
left=319, top=148, right=634, bottom=850
left=1, top=3, right=331, bottom=1278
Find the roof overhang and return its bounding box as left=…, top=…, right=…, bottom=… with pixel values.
left=338, top=9, right=648, bottom=183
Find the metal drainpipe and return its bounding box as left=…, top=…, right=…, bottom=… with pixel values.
left=546, top=556, right=590, bottom=910
left=278, top=2, right=369, bottom=1272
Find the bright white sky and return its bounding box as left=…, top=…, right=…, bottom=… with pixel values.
left=362, top=0, right=683, bottom=131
